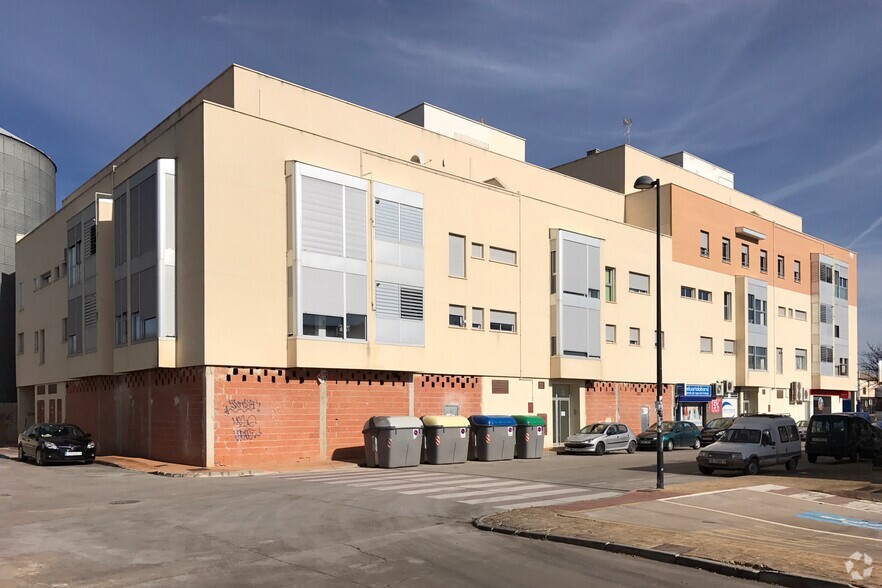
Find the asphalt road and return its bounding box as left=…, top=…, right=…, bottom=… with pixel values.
left=1, top=447, right=843, bottom=587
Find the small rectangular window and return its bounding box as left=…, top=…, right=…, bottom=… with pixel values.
left=698, top=289, right=712, bottom=302
left=741, top=244, right=749, bottom=268
left=605, top=267, right=616, bottom=302
left=722, top=237, right=730, bottom=263
left=777, top=255, right=785, bottom=278
left=700, top=336, right=713, bottom=353
left=760, top=249, right=767, bottom=273
left=62, top=318, right=67, bottom=343
left=776, top=347, right=783, bottom=374
left=794, top=309, right=807, bottom=321
left=778, top=306, right=786, bottom=317
left=16, top=333, right=23, bottom=354
left=449, top=304, right=466, bottom=328
left=629, top=327, right=640, bottom=346
left=448, top=234, right=465, bottom=277
left=628, top=272, right=650, bottom=294
left=605, top=324, right=616, bottom=343
left=472, top=307, right=483, bottom=330
left=489, top=246, right=516, bottom=265
left=723, top=291, right=732, bottom=321
left=550, top=251, right=556, bottom=294
left=793, top=260, right=801, bottom=283
left=655, top=330, right=664, bottom=349
left=788, top=308, right=793, bottom=318
left=34, top=331, right=39, bottom=353
left=699, top=231, right=709, bottom=257
left=724, top=339, right=735, bottom=355
left=471, top=243, right=484, bottom=259
left=681, top=286, right=695, bottom=299
left=39, top=329, right=45, bottom=364
left=489, top=309, right=516, bottom=333
left=820, top=345, right=834, bottom=364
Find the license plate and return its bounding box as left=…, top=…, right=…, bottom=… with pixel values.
left=65, top=451, right=82, bottom=456
left=813, top=437, right=826, bottom=443
left=709, top=458, right=726, bottom=464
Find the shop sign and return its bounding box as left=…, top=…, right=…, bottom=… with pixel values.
left=676, top=383, right=714, bottom=402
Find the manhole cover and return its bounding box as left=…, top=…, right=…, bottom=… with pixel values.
left=109, top=499, right=140, bottom=505
left=652, top=543, right=694, bottom=554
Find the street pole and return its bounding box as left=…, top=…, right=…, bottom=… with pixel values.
left=655, top=179, right=664, bottom=490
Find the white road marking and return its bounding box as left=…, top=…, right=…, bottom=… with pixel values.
left=459, top=487, right=589, bottom=505
left=346, top=473, right=450, bottom=487
left=494, top=491, right=620, bottom=509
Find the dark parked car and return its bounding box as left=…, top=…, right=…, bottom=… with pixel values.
left=18, top=423, right=96, bottom=466
left=805, top=414, right=878, bottom=463
left=700, top=418, right=735, bottom=446
left=636, top=421, right=701, bottom=451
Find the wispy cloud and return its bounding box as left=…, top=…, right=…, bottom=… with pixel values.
left=849, top=215, right=882, bottom=249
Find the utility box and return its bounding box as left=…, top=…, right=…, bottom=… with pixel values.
left=468, top=415, right=517, bottom=461
left=421, top=415, right=470, bottom=464
left=512, top=415, right=545, bottom=459
left=362, top=416, right=423, bottom=468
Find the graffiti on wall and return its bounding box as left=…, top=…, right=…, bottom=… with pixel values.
left=224, top=398, right=262, bottom=441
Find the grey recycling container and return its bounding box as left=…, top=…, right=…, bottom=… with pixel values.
left=512, top=415, right=546, bottom=459
left=421, top=415, right=471, bottom=465
left=468, top=415, right=517, bottom=461
left=362, top=416, right=423, bottom=468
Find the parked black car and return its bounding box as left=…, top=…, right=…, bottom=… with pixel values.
left=18, top=423, right=96, bottom=466
left=699, top=418, right=735, bottom=446
left=805, top=414, right=878, bottom=463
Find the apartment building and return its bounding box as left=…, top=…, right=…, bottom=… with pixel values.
left=15, top=65, right=857, bottom=468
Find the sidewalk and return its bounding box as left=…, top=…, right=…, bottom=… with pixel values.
left=477, top=474, right=882, bottom=588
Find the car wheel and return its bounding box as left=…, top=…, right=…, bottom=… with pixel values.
left=626, top=441, right=637, bottom=454
left=84, top=459, right=94, bottom=465
left=594, top=442, right=605, bottom=456
left=664, top=439, right=674, bottom=452
left=744, top=458, right=760, bottom=475
left=35, top=448, right=46, bottom=467
left=807, top=453, right=817, bottom=463
left=785, top=457, right=800, bottom=471
left=18, top=445, right=27, bottom=462
left=698, top=465, right=714, bottom=475
left=692, top=438, right=701, bottom=450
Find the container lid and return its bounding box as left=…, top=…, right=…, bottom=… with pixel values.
left=421, top=415, right=470, bottom=427
left=363, top=416, right=424, bottom=431
left=468, top=415, right=517, bottom=427
left=512, top=415, right=545, bottom=426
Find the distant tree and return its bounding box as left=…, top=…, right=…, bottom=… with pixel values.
left=859, top=342, right=882, bottom=381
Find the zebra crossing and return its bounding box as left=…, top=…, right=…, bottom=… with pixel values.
left=276, top=467, right=621, bottom=511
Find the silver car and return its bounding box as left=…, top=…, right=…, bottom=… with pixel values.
left=564, top=422, right=637, bottom=456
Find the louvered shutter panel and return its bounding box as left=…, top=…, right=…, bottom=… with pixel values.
left=301, top=267, right=344, bottom=317
left=345, top=187, right=367, bottom=260
left=562, top=305, right=588, bottom=355
left=375, top=199, right=399, bottom=242
left=345, top=273, right=367, bottom=316
left=399, top=204, right=423, bottom=245
left=400, top=287, right=424, bottom=320
left=375, top=282, right=400, bottom=318
left=562, top=239, right=587, bottom=295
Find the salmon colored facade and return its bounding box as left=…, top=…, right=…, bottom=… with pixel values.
left=15, top=65, right=857, bottom=467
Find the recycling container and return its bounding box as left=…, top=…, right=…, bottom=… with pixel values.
left=468, top=415, right=517, bottom=461
left=512, top=415, right=546, bottom=459
left=362, top=416, right=423, bottom=468
left=421, top=415, right=471, bottom=464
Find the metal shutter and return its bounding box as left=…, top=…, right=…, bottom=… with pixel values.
left=448, top=234, right=465, bottom=277
left=562, top=305, right=588, bottom=356
left=301, top=176, right=344, bottom=256
left=374, top=199, right=399, bottom=242
left=345, top=187, right=366, bottom=260
left=562, top=239, right=587, bottom=296
left=399, top=204, right=423, bottom=245
left=301, top=267, right=344, bottom=317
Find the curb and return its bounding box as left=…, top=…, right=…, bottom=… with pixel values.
left=472, top=516, right=851, bottom=588
left=93, top=459, right=259, bottom=478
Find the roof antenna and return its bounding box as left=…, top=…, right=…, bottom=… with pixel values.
left=623, top=118, right=632, bottom=145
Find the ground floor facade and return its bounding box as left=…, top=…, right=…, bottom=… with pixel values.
left=16, top=366, right=848, bottom=467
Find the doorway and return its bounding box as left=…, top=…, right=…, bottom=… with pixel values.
left=552, top=385, right=571, bottom=445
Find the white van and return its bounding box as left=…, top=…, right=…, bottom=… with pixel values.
left=696, top=414, right=802, bottom=475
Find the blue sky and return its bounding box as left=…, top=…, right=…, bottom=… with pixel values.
left=2, top=0, right=881, bottom=355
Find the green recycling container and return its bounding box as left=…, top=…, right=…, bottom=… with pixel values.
left=512, top=415, right=545, bottom=459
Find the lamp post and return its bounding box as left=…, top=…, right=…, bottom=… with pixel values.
left=634, top=175, right=664, bottom=490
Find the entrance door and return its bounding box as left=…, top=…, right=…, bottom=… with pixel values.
left=552, top=385, right=571, bottom=445
left=682, top=404, right=703, bottom=427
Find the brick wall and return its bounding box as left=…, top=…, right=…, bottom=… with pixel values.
left=584, top=381, right=675, bottom=433
left=414, top=374, right=481, bottom=418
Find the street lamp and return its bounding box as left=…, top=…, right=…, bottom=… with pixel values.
left=634, top=175, right=664, bottom=490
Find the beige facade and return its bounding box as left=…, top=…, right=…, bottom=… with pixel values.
left=15, top=65, right=858, bottom=457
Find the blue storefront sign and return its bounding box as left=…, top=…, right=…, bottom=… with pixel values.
left=676, top=383, right=714, bottom=402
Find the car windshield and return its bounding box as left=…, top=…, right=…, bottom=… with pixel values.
left=579, top=424, right=608, bottom=434
left=705, top=418, right=733, bottom=430
left=37, top=424, right=85, bottom=438
left=797, top=421, right=809, bottom=427
left=645, top=422, right=674, bottom=433
left=720, top=428, right=761, bottom=444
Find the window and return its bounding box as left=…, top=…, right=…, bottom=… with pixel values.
left=471, top=243, right=484, bottom=259
left=820, top=303, right=832, bottom=324
left=550, top=251, right=556, bottom=294
left=39, top=272, right=51, bottom=288
left=794, top=309, right=807, bottom=321
left=488, top=246, right=516, bottom=265
left=448, top=234, right=465, bottom=277
left=681, top=286, right=695, bottom=299
left=722, top=237, right=730, bottom=262
left=793, top=260, right=801, bottom=283
left=489, top=310, right=516, bottom=333
left=836, top=272, right=848, bottom=300
left=114, top=279, right=127, bottom=345
left=61, top=318, right=67, bottom=343
left=472, top=307, right=483, bottom=330
left=700, top=336, right=713, bottom=353
left=835, top=325, right=840, bottom=338
left=16, top=333, right=23, bottom=354
left=629, top=327, right=640, bottom=346
left=39, top=330, right=45, bottom=365
left=747, top=294, right=767, bottom=326
left=628, top=272, right=649, bottom=294
left=698, top=289, right=712, bottom=302
left=448, top=305, right=466, bottom=328
left=778, top=306, right=786, bottom=317
left=788, top=308, right=793, bottom=318
left=700, top=231, right=709, bottom=257
left=724, top=339, right=735, bottom=355
left=820, top=345, right=833, bottom=364
left=33, top=331, right=39, bottom=353
left=820, top=262, right=833, bottom=283
left=741, top=244, right=749, bottom=268
left=748, top=345, right=768, bottom=370
left=759, top=250, right=767, bottom=273
left=654, top=330, right=665, bottom=349
left=723, top=291, right=732, bottom=321
left=837, top=357, right=849, bottom=376
left=795, top=349, right=807, bottom=370
left=776, top=347, right=783, bottom=374
left=605, top=324, right=616, bottom=343
left=604, top=267, right=616, bottom=302
left=16, top=282, right=22, bottom=311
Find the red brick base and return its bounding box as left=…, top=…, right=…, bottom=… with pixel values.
left=583, top=381, right=675, bottom=433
